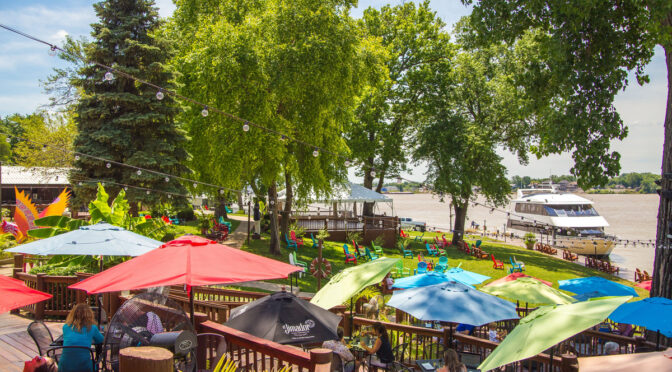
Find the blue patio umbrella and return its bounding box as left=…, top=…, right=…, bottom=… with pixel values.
left=386, top=281, right=519, bottom=326
left=392, top=269, right=489, bottom=289
left=7, top=222, right=162, bottom=257
left=609, top=297, right=672, bottom=338
left=558, top=277, right=638, bottom=297
left=444, top=267, right=490, bottom=285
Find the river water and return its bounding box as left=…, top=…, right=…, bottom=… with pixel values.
left=385, top=193, right=659, bottom=273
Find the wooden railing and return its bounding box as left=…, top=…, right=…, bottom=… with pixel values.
left=197, top=320, right=331, bottom=371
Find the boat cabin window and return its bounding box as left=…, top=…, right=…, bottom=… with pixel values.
left=545, top=204, right=598, bottom=217
left=514, top=203, right=548, bottom=215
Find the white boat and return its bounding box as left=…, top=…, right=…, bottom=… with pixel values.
left=506, top=186, right=615, bottom=256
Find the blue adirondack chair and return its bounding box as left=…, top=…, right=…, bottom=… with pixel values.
left=509, top=257, right=524, bottom=273
left=425, top=243, right=439, bottom=257
left=225, top=205, right=233, bottom=214
left=414, top=233, right=425, bottom=243
left=342, top=244, right=357, bottom=265
left=365, top=247, right=379, bottom=261
left=169, top=216, right=181, bottom=225
left=434, top=256, right=449, bottom=273
left=401, top=243, right=413, bottom=258
left=414, top=261, right=428, bottom=275
left=218, top=216, right=232, bottom=230
left=310, top=233, right=318, bottom=249
left=284, top=235, right=298, bottom=251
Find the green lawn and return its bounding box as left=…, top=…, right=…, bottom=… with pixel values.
left=167, top=217, right=241, bottom=237
left=240, top=230, right=648, bottom=300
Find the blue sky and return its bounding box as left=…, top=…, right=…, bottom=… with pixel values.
left=0, top=1, right=666, bottom=180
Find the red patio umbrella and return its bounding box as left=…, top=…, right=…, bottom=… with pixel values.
left=637, top=280, right=652, bottom=291
left=0, top=275, right=52, bottom=313
left=484, top=272, right=553, bottom=287
left=70, top=235, right=301, bottom=321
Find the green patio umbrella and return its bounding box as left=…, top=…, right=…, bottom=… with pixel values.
left=310, top=257, right=400, bottom=310
left=478, top=296, right=631, bottom=372
left=480, top=277, right=575, bottom=305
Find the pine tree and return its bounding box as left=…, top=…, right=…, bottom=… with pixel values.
left=71, top=0, right=188, bottom=212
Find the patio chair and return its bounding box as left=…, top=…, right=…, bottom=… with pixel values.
left=400, top=229, right=409, bottom=238
left=217, top=216, right=232, bottom=230
left=509, top=257, right=524, bottom=273
left=475, top=240, right=482, bottom=248
left=352, top=240, right=365, bottom=259
left=634, top=268, right=643, bottom=282
left=290, top=230, right=304, bottom=248
left=46, top=345, right=97, bottom=372
left=284, top=234, right=298, bottom=251
left=169, top=215, right=181, bottom=225
left=331, top=352, right=344, bottom=372
left=415, top=261, right=428, bottom=275
left=27, top=321, right=54, bottom=356
left=392, top=343, right=411, bottom=364
left=400, top=243, right=413, bottom=258
left=310, top=233, right=319, bottom=249
left=392, top=261, right=411, bottom=278
left=606, top=261, right=620, bottom=275
left=224, top=205, right=233, bottom=214
left=425, top=242, right=439, bottom=257
left=414, top=233, right=424, bottom=243
left=342, top=244, right=357, bottom=265
left=513, top=256, right=525, bottom=270
left=371, top=241, right=384, bottom=256
left=365, top=247, right=379, bottom=261
left=289, top=252, right=307, bottom=277
left=643, top=270, right=652, bottom=281
left=473, top=248, right=488, bottom=259
left=434, top=256, right=448, bottom=273
left=491, top=254, right=504, bottom=269
left=441, top=235, right=450, bottom=247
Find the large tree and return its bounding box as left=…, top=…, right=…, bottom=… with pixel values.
left=464, top=0, right=672, bottom=297
left=167, top=0, right=367, bottom=253
left=11, top=111, right=77, bottom=168
left=349, top=1, right=451, bottom=216
left=70, top=0, right=189, bottom=213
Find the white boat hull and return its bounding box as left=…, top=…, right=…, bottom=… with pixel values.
left=552, top=237, right=615, bottom=256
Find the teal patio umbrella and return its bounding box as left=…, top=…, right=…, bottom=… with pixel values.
left=609, top=297, right=672, bottom=347
left=478, top=296, right=631, bottom=371
left=559, top=277, right=638, bottom=297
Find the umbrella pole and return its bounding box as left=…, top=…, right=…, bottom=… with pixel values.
left=97, top=257, right=103, bottom=326
left=189, top=288, right=195, bottom=328
left=656, top=330, right=660, bottom=350
left=350, top=297, right=354, bottom=337
left=549, top=346, right=554, bottom=371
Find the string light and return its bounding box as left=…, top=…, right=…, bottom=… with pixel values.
left=136, top=170, right=142, bottom=176
left=74, top=155, right=80, bottom=161
left=242, top=122, right=250, bottom=132
left=106, top=163, right=111, bottom=168
left=5, top=137, right=9, bottom=143
left=156, top=89, right=164, bottom=100
left=104, top=70, right=114, bottom=81
left=201, top=106, right=209, bottom=117
left=370, top=170, right=376, bottom=177
left=165, top=177, right=170, bottom=182
left=313, top=149, right=319, bottom=157
left=48, top=46, right=57, bottom=57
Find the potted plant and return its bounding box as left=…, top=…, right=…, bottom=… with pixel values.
left=523, top=232, right=537, bottom=250
left=197, top=209, right=212, bottom=235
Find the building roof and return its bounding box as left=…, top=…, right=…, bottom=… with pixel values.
left=278, top=182, right=392, bottom=203
left=1, top=166, right=70, bottom=186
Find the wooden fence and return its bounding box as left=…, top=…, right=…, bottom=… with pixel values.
left=290, top=215, right=399, bottom=247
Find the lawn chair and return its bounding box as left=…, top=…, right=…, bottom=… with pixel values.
left=365, top=247, right=379, bottom=261
left=475, top=240, right=482, bottom=248
left=473, top=248, right=488, bottom=259
left=284, top=235, right=298, bottom=251
left=290, top=230, right=304, bottom=248
left=289, top=252, right=306, bottom=277
left=400, top=243, right=413, bottom=258
left=415, top=261, right=428, bottom=275
left=425, top=242, right=439, bottom=257
left=392, top=261, right=411, bottom=278
left=224, top=205, right=233, bottom=214
left=169, top=216, right=181, bottom=225
left=342, top=244, right=357, bottom=265
left=462, top=241, right=471, bottom=254
left=513, top=256, right=525, bottom=270
left=509, top=257, right=524, bottom=273
left=400, top=229, right=409, bottom=238
left=414, top=233, right=425, bottom=242
left=434, top=256, right=448, bottom=273
left=310, top=233, right=318, bottom=249
left=371, top=241, right=384, bottom=256
left=441, top=235, right=450, bottom=247
left=217, top=216, right=232, bottom=230
left=634, top=268, right=643, bottom=282
left=352, top=240, right=365, bottom=259
left=643, top=270, right=652, bottom=281
left=606, top=261, right=620, bottom=275
left=491, top=254, right=504, bottom=269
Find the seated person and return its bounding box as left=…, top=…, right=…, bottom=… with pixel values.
left=456, top=323, right=475, bottom=336
left=360, top=322, right=394, bottom=368
left=60, top=303, right=104, bottom=372
left=487, top=323, right=506, bottom=343
left=322, top=327, right=355, bottom=372
left=604, top=342, right=620, bottom=355
left=615, top=323, right=634, bottom=337
left=24, top=356, right=58, bottom=372
left=437, top=349, right=467, bottom=372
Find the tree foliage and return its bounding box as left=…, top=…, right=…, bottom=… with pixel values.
left=166, top=0, right=369, bottom=252
left=70, top=0, right=189, bottom=211
left=11, top=111, right=77, bottom=168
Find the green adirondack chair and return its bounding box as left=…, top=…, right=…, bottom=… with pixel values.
left=371, top=242, right=384, bottom=256
left=392, top=261, right=411, bottom=278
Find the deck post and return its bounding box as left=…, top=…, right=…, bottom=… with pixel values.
left=560, top=354, right=578, bottom=372
left=343, top=311, right=352, bottom=338
left=13, top=253, right=23, bottom=272
left=309, top=348, right=332, bottom=372
left=35, top=273, right=46, bottom=320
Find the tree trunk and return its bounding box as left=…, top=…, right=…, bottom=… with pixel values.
left=280, top=172, right=293, bottom=241
left=451, top=201, right=468, bottom=246
left=375, top=169, right=386, bottom=193
left=362, top=157, right=375, bottom=217
left=215, top=195, right=228, bottom=220
left=652, top=39, right=672, bottom=298
left=237, top=192, right=244, bottom=211
left=268, top=181, right=281, bottom=255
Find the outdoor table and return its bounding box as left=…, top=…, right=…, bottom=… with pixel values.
left=415, top=359, right=443, bottom=372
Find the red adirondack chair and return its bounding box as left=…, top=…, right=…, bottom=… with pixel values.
left=400, top=229, right=410, bottom=238
left=342, top=244, right=357, bottom=265
left=290, top=230, right=304, bottom=248
left=491, top=254, right=504, bottom=269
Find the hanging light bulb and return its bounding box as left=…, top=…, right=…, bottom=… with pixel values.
left=124, top=186, right=128, bottom=191
left=201, top=106, right=209, bottom=117
left=5, top=137, right=10, bottom=143
left=312, top=148, right=319, bottom=157
left=344, top=160, right=351, bottom=167
left=219, top=189, right=224, bottom=195
left=48, top=46, right=57, bottom=57
left=104, top=70, right=114, bottom=81
left=156, top=89, right=164, bottom=100
left=42, top=145, right=47, bottom=152
left=242, top=122, right=250, bottom=131
left=165, top=177, right=170, bottom=182
left=78, top=181, right=82, bottom=186
left=74, top=155, right=80, bottom=161
left=106, top=163, right=111, bottom=168
left=193, top=183, right=197, bottom=188
left=168, top=194, right=172, bottom=199
left=370, top=170, right=376, bottom=177
left=146, top=190, right=150, bottom=195
left=136, top=170, right=142, bottom=176
left=270, top=200, right=275, bottom=205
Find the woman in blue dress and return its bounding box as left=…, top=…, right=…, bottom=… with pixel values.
left=59, top=303, right=104, bottom=372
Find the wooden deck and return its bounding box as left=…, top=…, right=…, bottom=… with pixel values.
left=0, top=313, right=63, bottom=372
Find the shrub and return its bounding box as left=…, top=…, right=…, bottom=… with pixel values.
left=523, top=232, right=537, bottom=245
left=176, top=208, right=195, bottom=221
left=161, top=232, right=176, bottom=242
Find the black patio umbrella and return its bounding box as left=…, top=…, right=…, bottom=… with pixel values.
left=225, top=291, right=341, bottom=345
